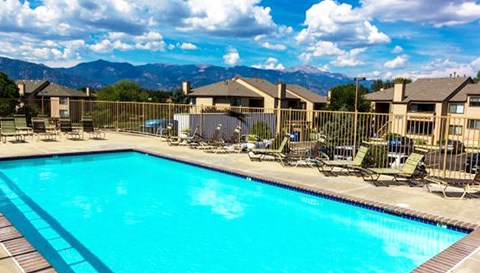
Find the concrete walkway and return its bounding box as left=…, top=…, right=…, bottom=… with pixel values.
left=0, top=132, right=479, bottom=272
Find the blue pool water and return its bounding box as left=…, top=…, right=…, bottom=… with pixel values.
left=0, top=151, right=465, bottom=273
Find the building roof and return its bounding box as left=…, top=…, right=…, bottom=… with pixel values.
left=189, top=79, right=262, bottom=98
left=190, top=77, right=327, bottom=104
left=286, top=84, right=327, bottom=103
left=450, top=83, right=480, bottom=102
left=365, top=77, right=472, bottom=103
left=239, top=78, right=296, bottom=99
left=17, top=80, right=89, bottom=98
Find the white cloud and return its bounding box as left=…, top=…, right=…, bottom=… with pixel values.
left=331, top=48, right=366, bottom=67
left=471, top=57, right=480, bottom=70
left=223, top=48, right=240, bottom=66
left=360, top=0, right=480, bottom=27
left=384, top=55, right=408, bottom=69
left=252, top=57, right=285, bottom=70
left=180, top=0, right=283, bottom=37
left=392, top=45, right=403, bottom=54
left=261, top=42, right=287, bottom=51
left=296, top=0, right=390, bottom=46
left=179, top=42, right=198, bottom=50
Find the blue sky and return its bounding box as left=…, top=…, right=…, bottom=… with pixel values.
left=1, top=0, right=480, bottom=79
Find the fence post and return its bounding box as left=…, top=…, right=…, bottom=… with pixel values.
left=442, top=115, right=451, bottom=178
left=353, top=109, right=358, bottom=157
left=116, top=101, right=119, bottom=131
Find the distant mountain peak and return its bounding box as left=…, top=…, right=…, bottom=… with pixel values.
left=285, top=65, right=328, bottom=74
left=0, top=57, right=356, bottom=95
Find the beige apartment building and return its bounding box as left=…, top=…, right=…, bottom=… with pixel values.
left=17, top=80, right=93, bottom=118
left=183, top=77, right=327, bottom=111
left=365, top=77, right=480, bottom=145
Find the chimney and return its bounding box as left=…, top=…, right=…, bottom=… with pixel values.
left=86, top=87, right=91, bottom=97
left=18, top=82, right=25, bottom=97
left=182, top=81, right=191, bottom=95
left=393, top=81, right=406, bottom=103
left=453, top=71, right=457, bottom=78
left=277, top=82, right=286, bottom=100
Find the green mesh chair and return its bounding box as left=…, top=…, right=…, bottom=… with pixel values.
left=316, top=145, right=369, bottom=176
left=14, top=114, right=33, bottom=139
left=0, top=117, right=27, bottom=143
left=424, top=172, right=480, bottom=200
left=248, top=136, right=289, bottom=165
left=360, top=152, right=425, bottom=186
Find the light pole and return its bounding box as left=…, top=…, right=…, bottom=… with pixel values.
left=352, top=77, right=366, bottom=157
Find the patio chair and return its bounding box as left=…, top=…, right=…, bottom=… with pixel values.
left=32, top=120, right=58, bottom=141
left=0, top=117, right=27, bottom=143
left=82, top=119, right=106, bottom=139
left=167, top=125, right=200, bottom=146
left=359, top=152, right=425, bottom=186
left=248, top=136, right=289, bottom=165
left=59, top=119, right=83, bottom=140
left=316, top=145, right=369, bottom=175
left=205, top=126, right=242, bottom=154
left=424, top=172, right=480, bottom=199
left=192, top=124, right=224, bottom=150
left=14, top=114, right=33, bottom=139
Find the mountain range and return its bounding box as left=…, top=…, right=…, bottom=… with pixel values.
left=0, top=57, right=358, bottom=95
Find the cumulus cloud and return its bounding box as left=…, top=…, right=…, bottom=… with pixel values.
left=296, top=0, right=390, bottom=46
left=360, top=0, right=480, bottom=27
left=179, top=42, right=198, bottom=50
left=0, top=0, right=288, bottom=65
left=392, top=45, right=403, bottom=54
left=261, top=42, right=287, bottom=51
left=223, top=48, right=240, bottom=66
left=331, top=48, right=367, bottom=67
left=384, top=55, right=408, bottom=69
left=252, top=57, right=285, bottom=70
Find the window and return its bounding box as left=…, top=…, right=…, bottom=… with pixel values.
left=470, top=97, right=480, bottom=107
left=407, top=120, right=434, bottom=135
left=59, top=97, right=68, bottom=105
left=59, top=110, right=69, bottom=117
left=449, top=125, right=463, bottom=135
left=449, top=104, right=464, bottom=114
left=230, top=97, right=241, bottom=106
left=467, top=119, right=480, bottom=129
left=409, top=104, right=435, bottom=113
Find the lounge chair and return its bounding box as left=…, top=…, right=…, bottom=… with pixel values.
left=32, top=120, right=58, bottom=141
left=248, top=136, right=289, bottom=165
left=14, top=114, right=33, bottom=139
left=316, top=145, right=369, bottom=175
left=59, top=119, right=83, bottom=140
left=359, top=152, right=425, bottom=186
left=424, top=172, right=480, bottom=199
left=167, top=125, right=200, bottom=146
left=82, top=119, right=106, bottom=139
left=205, top=126, right=242, bottom=153
left=191, top=124, right=224, bottom=150
left=0, top=117, right=27, bottom=143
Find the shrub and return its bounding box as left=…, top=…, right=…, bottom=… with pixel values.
left=249, top=121, right=272, bottom=139
left=362, top=145, right=389, bottom=168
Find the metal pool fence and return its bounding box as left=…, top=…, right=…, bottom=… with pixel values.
left=7, top=99, right=480, bottom=180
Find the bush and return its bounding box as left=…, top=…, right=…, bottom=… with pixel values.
left=249, top=121, right=272, bottom=139
left=362, top=145, right=389, bottom=168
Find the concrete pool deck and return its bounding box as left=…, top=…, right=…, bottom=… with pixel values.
left=0, top=132, right=479, bottom=272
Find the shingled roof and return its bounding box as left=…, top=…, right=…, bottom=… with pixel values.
left=450, top=83, right=480, bottom=102
left=189, top=79, right=262, bottom=98
left=17, top=80, right=89, bottom=98
left=286, top=84, right=327, bottom=103
left=190, top=77, right=326, bottom=104
left=365, top=77, right=472, bottom=102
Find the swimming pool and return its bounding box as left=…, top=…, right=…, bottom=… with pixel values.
left=0, top=151, right=465, bottom=273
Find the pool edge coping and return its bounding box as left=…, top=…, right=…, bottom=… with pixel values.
left=0, top=147, right=479, bottom=273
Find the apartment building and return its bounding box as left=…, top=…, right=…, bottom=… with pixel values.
left=365, top=77, right=480, bottom=145
left=17, top=80, right=93, bottom=118
left=183, top=77, right=327, bottom=111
